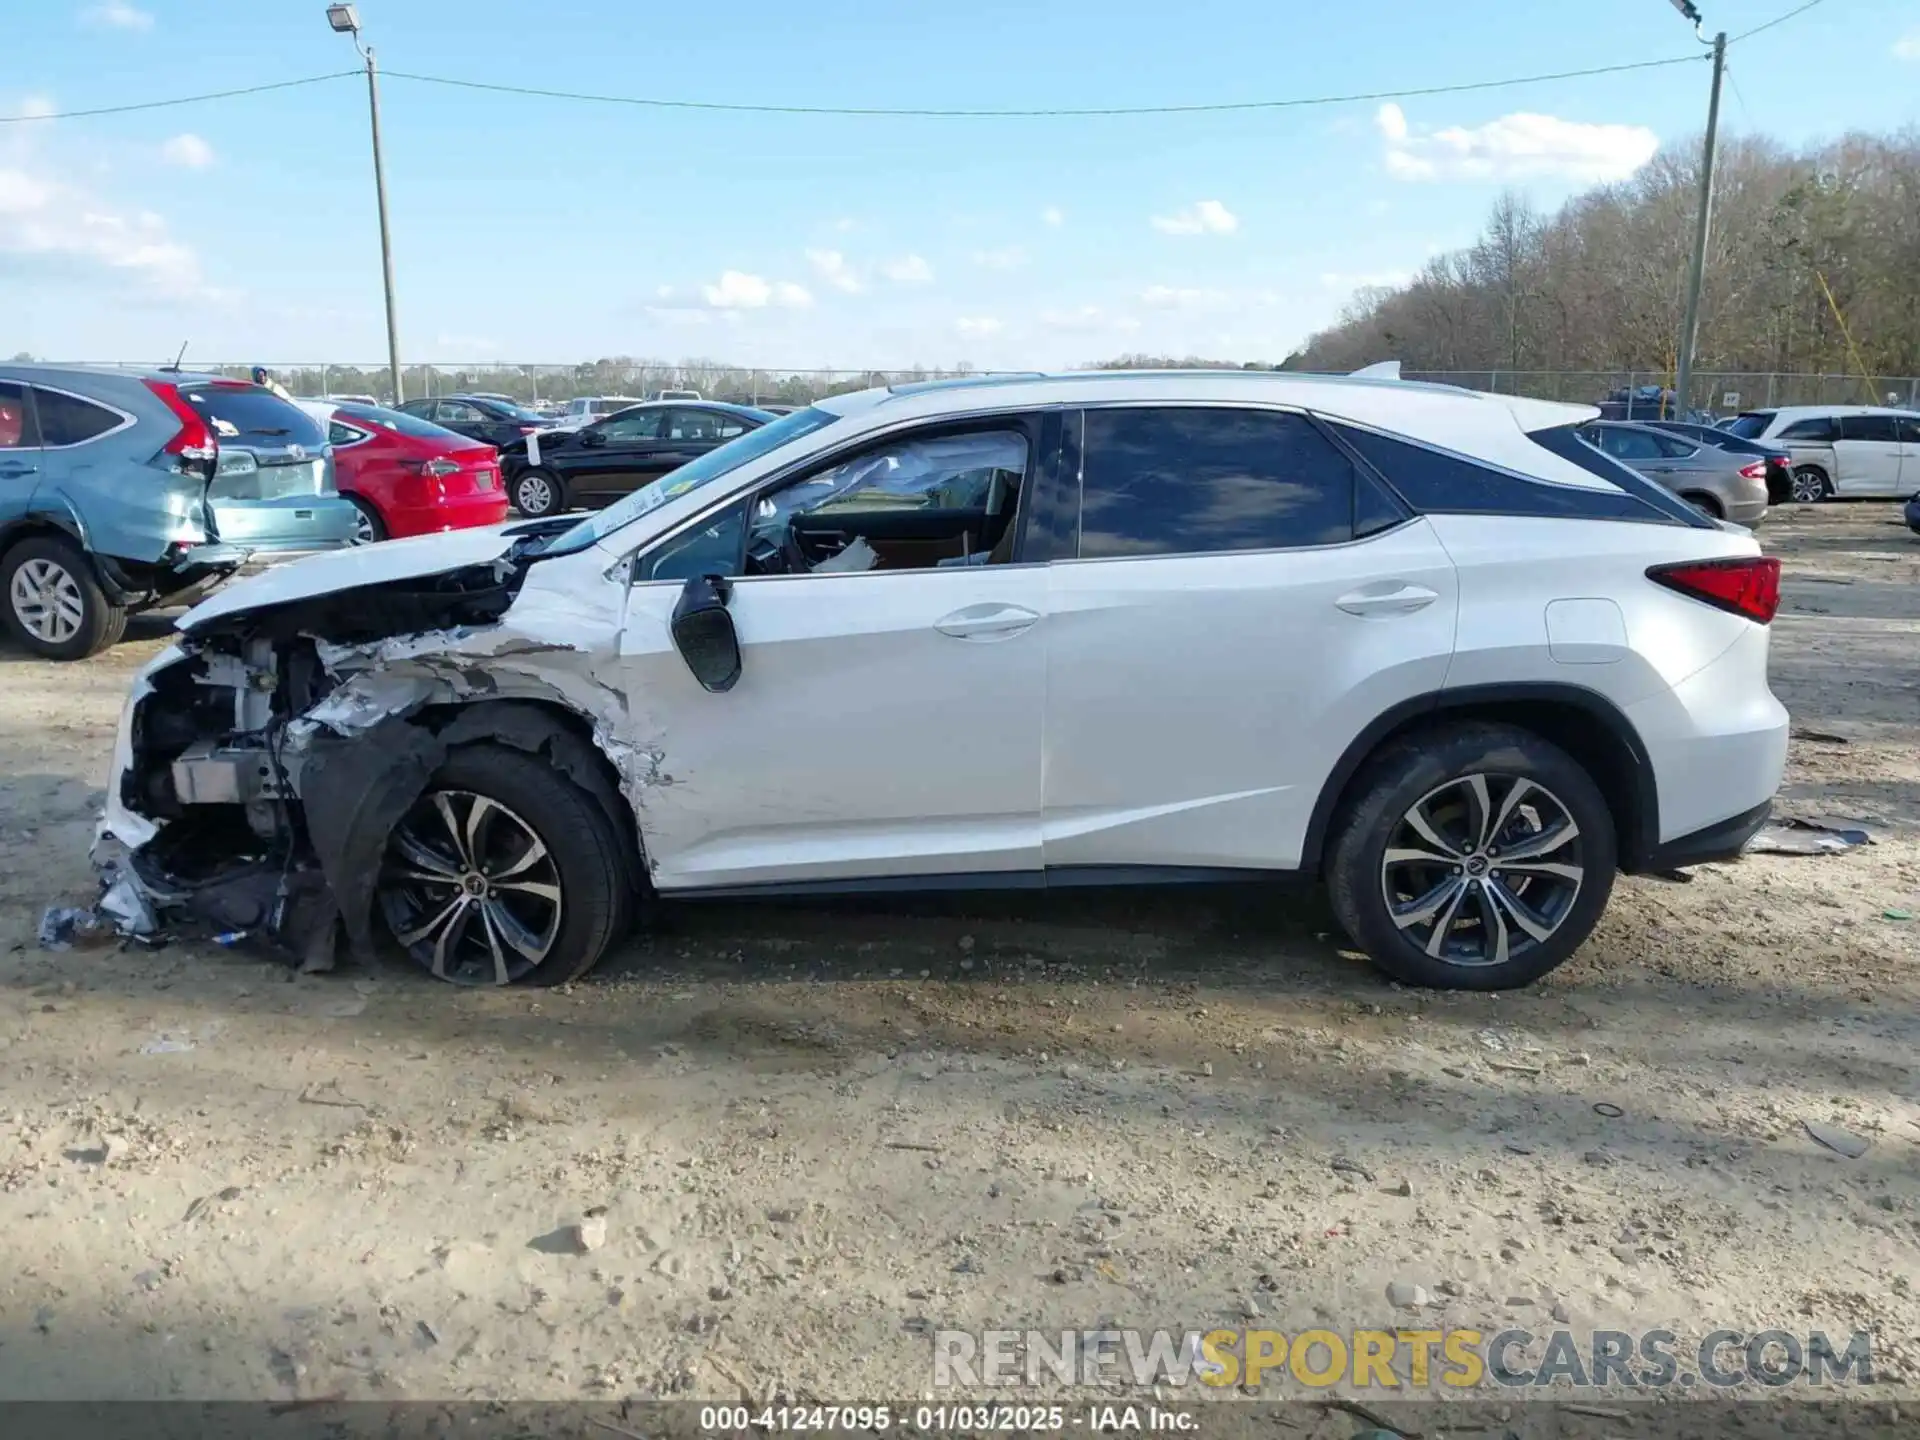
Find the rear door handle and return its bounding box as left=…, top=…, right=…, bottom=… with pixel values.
left=1336, top=582, right=1439, bottom=617
left=934, top=602, right=1040, bottom=640
left=0, top=463, right=36, bottom=478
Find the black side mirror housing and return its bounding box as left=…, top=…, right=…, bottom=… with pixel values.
left=580, top=429, right=606, bottom=447
left=670, top=574, right=742, bottom=693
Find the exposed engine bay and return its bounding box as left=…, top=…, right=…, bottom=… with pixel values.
left=93, top=526, right=651, bottom=978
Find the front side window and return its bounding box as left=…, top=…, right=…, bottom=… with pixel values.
left=1840, top=414, right=1900, bottom=443
left=34, top=387, right=124, bottom=446
left=437, top=400, right=485, bottom=424
left=1778, top=416, right=1839, bottom=442
left=1079, top=407, right=1352, bottom=559
left=598, top=408, right=663, bottom=441
left=0, top=382, right=36, bottom=448
left=1592, top=426, right=1662, bottom=461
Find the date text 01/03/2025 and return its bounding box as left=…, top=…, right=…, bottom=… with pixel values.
left=696, top=1404, right=1199, bottom=1431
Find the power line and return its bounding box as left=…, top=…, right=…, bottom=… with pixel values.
left=378, top=54, right=1706, bottom=119
left=1730, top=0, right=1829, bottom=45
left=0, top=71, right=359, bottom=123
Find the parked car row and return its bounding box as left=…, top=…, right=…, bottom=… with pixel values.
left=296, top=401, right=508, bottom=542
left=499, top=400, right=775, bottom=517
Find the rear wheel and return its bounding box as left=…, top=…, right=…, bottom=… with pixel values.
left=0, top=535, right=127, bottom=661
left=1681, top=492, right=1723, bottom=520
left=1790, top=466, right=1830, bottom=504
left=513, top=469, right=566, bottom=518
left=1327, top=722, right=1616, bottom=990
left=374, top=744, right=632, bottom=987
left=348, top=497, right=387, bottom=545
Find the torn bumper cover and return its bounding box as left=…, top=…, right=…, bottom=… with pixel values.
left=91, top=535, right=650, bottom=972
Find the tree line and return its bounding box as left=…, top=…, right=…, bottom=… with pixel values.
left=1281, top=128, right=1920, bottom=407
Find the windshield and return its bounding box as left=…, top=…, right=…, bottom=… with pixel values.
left=337, top=403, right=471, bottom=441
left=483, top=399, right=545, bottom=423
left=1724, top=411, right=1775, bottom=439
left=540, top=405, right=841, bottom=558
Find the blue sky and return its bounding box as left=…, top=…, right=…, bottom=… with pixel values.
left=4, top=0, right=1917, bottom=371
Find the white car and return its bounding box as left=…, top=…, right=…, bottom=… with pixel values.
left=550, top=395, right=646, bottom=431
left=1725, top=405, right=1920, bottom=502
left=94, top=371, right=1788, bottom=992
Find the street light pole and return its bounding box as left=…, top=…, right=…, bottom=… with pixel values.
left=327, top=5, right=404, bottom=405
left=1670, top=1, right=1726, bottom=420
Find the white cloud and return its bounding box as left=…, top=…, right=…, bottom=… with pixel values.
left=1150, top=200, right=1238, bottom=236
left=881, top=253, right=933, bottom=284
left=805, top=248, right=863, bottom=293
left=81, top=1, right=153, bottom=30
left=955, top=316, right=1003, bottom=337
left=1140, top=285, right=1231, bottom=310
left=971, top=245, right=1027, bottom=270
left=160, top=133, right=215, bottom=169
left=1895, top=28, right=1920, bottom=60
left=1376, top=102, right=1658, bottom=183
left=0, top=153, right=204, bottom=297
left=701, top=271, right=812, bottom=309
left=7, top=96, right=57, bottom=122
left=1042, top=206, right=1065, bottom=228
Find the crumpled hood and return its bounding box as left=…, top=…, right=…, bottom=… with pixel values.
left=178, top=525, right=524, bottom=632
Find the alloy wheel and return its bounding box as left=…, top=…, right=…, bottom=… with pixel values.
left=376, top=789, right=564, bottom=986
left=1380, top=772, right=1585, bottom=968
left=351, top=508, right=379, bottom=545
left=1790, top=468, right=1827, bottom=504
left=516, top=474, right=554, bottom=515
left=9, top=558, right=85, bottom=645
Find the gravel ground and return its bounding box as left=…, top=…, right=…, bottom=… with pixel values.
left=1, top=503, right=1917, bottom=1422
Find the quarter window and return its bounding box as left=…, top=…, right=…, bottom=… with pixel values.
left=1078, top=407, right=1353, bottom=559
left=0, top=382, right=36, bottom=448
left=33, top=387, right=122, bottom=446
left=1895, top=417, right=1920, bottom=446
left=665, top=408, right=747, bottom=442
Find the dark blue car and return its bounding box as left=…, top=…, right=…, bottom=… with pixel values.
left=0, top=364, right=358, bottom=659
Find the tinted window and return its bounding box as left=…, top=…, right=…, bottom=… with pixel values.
left=1895, top=417, right=1920, bottom=446
left=599, top=408, right=664, bottom=441
left=1778, top=416, right=1838, bottom=442
left=327, top=420, right=368, bottom=446
left=396, top=399, right=435, bottom=418
left=1840, top=414, right=1900, bottom=443
left=1594, top=426, right=1665, bottom=461
left=437, top=400, right=485, bottom=424
left=34, top=387, right=123, bottom=446
left=1079, top=408, right=1352, bottom=559
left=1725, top=411, right=1775, bottom=439
left=642, top=500, right=748, bottom=583
left=337, top=403, right=464, bottom=440
left=178, top=383, right=326, bottom=448
left=478, top=399, right=543, bottom=423
left=1653, top=431, right=1698, bottom=458
left=0, top=381, right=36, bottom=448
left=1341, top=423, right=1701, bottom=528
left=665, top=408, right=748, bottom=442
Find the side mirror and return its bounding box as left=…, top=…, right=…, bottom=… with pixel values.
left=670, top=574, right=741, bottom=693
left=580, top=429, right=607, bottom=447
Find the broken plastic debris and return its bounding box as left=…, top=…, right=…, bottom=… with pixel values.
left=96, top=875, right=158, bottom=935
left=812, top=536, right=879, bottom=574
left=140, top=1035, right=196, bottom=1055
left=1804, top=1120, right=1870, bottom=1159
left=212, top=931, right=248, bottom=947
left=38, top=906, right=107, bottom=952
left=1743, top=817, right=1875, bottom=856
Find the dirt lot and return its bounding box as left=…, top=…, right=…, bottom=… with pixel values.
left=1, top=504, right=1917, bottom=1416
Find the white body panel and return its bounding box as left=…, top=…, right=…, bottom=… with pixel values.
left=1753, top=406, right=1920, bottom=499
left=1834, top=437, right=1904, bottom=496
left=1040, top=521, right=1458, bottom=870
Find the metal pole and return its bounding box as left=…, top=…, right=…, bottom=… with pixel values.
left=363, top=46, right=404, bottom=405
left=1674, top=30, right=1726, bottom=421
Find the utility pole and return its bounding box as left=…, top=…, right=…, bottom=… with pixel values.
left=327, top=5, right=404, bottom=405
left=1674, top=10, right=1726, bottom=420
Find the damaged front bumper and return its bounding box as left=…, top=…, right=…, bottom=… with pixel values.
left=91, top=538, right=652, bottom=977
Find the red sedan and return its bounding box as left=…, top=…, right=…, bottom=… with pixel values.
left=311, top=402, right=510, bottom=542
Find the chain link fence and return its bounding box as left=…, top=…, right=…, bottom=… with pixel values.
left=55, top=362, right=1920, bottom=417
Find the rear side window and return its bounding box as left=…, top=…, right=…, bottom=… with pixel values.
left=0, top=381, right=37, bottom=447
left=179, top=383, right=326, bottom=448
left=1777, top=416, right=1838, bottom=442
left=1078, top=407, right=1358, bottom=559
left=1653, top=431, right=1698, bottom=458
left=1840, top=414, right=1900, bottom=443
left=1724, top=411, right=1775, bottom=439
left=34, top=387, right=123, bottom=446
left=1896, top=417, right=1920, bottom=445
left=1336, top=423, right=1702, bottom=528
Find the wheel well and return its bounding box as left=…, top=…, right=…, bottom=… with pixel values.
left=1306, top=689, right=1657, bottom=875
left=1680, top=490, right=1722, bottom=518
left=0, top=517, right=84, bottom=561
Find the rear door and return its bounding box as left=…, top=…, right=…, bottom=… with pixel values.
left=1896, top=415, right=1920, bottom=495
left=1041, top=405, right=1457, bottom=872
left=565, top=407, right=665, bottom=501
left=1835, top=414, right=1904, bottom=496
left=0, top=381, right=43, bottom=518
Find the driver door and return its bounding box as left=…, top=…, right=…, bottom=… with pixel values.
left=614, top=414, right=1054, bottom=891
left=568, top=407, right=665, bottom=502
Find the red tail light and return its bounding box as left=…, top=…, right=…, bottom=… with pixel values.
left=1648, top=556, right=1781, bottom=624
left=518, top=424, right=538, bottom=434
left=1738, top=460, right=1767, bottom=480
left=402, top=457, right=461, bottom=477
left=142, top=379, right=216, bottom=462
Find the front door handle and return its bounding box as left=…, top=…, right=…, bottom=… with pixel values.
left=0, top=463, right=36, bottom=478
left=934, top=602, right=1040, bottom=640
left=1336, top=582, right=1439, bottom=617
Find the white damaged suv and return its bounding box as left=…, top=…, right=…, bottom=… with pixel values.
left=95, top=371, right=1789, bottom=991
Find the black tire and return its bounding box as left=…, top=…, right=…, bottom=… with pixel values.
left=0, top=535, right=127, bottom=661
left=1680, top=492, right=1723, bottom=520
left=347, top=497, right=388, bottom=545
left=1327, top=721, right=1616, bottom=991
left=1790, top=465, right=1830, bottom=504
left=513, top=468, right=567, bottom=518
left=374, top=743, right=634, bottom=987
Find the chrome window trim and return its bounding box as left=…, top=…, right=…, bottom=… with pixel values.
left=27, top=382, right=139, bottom=451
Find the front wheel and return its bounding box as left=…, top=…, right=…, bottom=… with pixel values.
left=374, top=744, right=632, bottom=986
left=1327, top=722, right=1616, bottom=990
left=513, top=468, right=566, bottom=518
left=1790, top=466, right=1830, bottom=504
